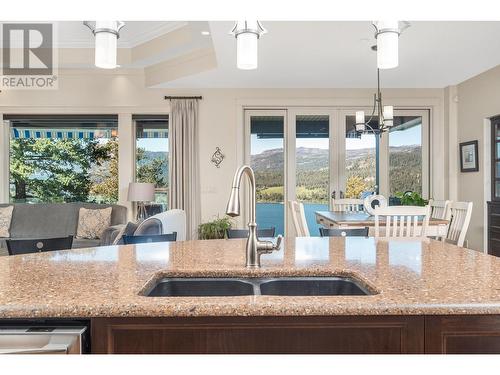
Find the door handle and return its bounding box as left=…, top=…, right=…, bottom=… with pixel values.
left=331, top=191, right=336, bottom=199
left=340, top=190, right=345, bottom=199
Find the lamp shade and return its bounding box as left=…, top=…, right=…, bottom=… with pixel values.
left=127, top=182, right=155, bottom=202
left=375, top=21, right=399, bottom=70
left=237, top=31, right=258, bottom=70
left=231, top=20, right=266, bottom=70
left=355, top=111, right=365, bottom=125
left=95, top=21, right=119, bottom=69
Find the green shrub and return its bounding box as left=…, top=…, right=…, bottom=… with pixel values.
left=198, top=216, right=233, bottom=240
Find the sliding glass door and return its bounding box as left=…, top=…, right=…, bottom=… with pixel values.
left=244, top=108, right=430, bottom=237
left=288, top=110, right=336, bottom=236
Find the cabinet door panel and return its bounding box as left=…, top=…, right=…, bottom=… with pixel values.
left=92, top=316, right=424, bottom=354
left=426, top=315, right=500, bottom=354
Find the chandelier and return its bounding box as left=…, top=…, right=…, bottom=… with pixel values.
left=355, top=21, right=410, bottom=135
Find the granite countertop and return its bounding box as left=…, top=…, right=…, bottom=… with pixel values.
left=1, top=237, right=500, bottom=318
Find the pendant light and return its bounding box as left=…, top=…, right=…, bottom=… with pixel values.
left=230, top=21, right=267, bottom=70
left=372, top=21, right=410, bottom=70
left=84, top=21, right=125, bottom=69
left=354, top=68, right=394, bottom=135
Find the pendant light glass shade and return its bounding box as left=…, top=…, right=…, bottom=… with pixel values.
left=230, top=21, right=266, bottom=70
left=95, top=21, right=118, bottom=69
left=383, top=105, right=394, bottom=127
left=374, top=21, right=399, bottom=70
left=84, top=21, right=124, bottom=69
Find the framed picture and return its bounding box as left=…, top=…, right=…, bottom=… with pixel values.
left=460, top=140, right=479, bottom=172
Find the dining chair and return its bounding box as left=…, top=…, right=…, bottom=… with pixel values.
left=319, top=227, right=369, bottom=237
left=331, top=198, right=364, bottom=212
left=226, top=227, right=276, bottom=239
left=444, top=201, right=473, bottom=247
left=6, top=235, right=74, bottom=256
left=288, top=200, right=310, bottom=237
left=374, top=205, right=431, bottom=238
left=122, top=232, right=177, bottom=244
left=428, top=199, right=451, bottom=220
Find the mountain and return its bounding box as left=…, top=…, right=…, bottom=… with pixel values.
left=251, top=145, right=422, bottom=195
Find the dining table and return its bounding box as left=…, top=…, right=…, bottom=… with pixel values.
left=315, top=210, right=449, bottom=237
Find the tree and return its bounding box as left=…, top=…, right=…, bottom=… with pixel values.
left=136, top=147, right=168, bottom=187
left=90, top=139, right=119, bottom=203
left=9, top=138, right=110, bottom=203
left=345, top=175, right=367, bottom=199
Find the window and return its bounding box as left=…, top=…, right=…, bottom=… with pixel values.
left=389, top=115, right=424, bottom=196
left=345, top=115, right=377, bottom=198
left=249, top=113, right=285, bottom=236
left=295, top=114, right=330, bottom=235
left=7, top=115, right=118, bottom=203
left=134, top=115, right=169, bottom=213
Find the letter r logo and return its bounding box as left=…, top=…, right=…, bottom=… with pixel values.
left=2, top=23, right=53, bottom=75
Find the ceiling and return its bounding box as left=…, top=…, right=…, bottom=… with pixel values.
left=159, top=21, right=500, bottom=88
left=54, top=21, right=186, bottom=48
left=23, top=21, right=500, bottom=88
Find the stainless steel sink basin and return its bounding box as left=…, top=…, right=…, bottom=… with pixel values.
left=259, top=277, right=370, bottom=296
left=146, top=278, right=255, bottom=297
left=144, top=276, right=373, bottom=297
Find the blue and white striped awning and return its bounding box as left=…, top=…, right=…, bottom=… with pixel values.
left=11, top=128, right=168, bottom=140
left=138, top=129, right=168, bottom=138
left=11, top=128, right=113, bottom=140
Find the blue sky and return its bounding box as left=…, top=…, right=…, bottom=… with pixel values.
left=137, top=138, right=169, bottom=152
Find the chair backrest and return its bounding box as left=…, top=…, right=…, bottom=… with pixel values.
left=6, top=235, right=74, bottom=256
left=429, top=199, right=451, bottom=220
left=288, top=200, right=310, bottom=237
left=331, top=198, right=364, bottom=212
left=374, top=205, right=430, bottom=238
left=135, top=209, right=186, bottom=241
left=319, top=227, right=369, bottom=237
left=122, top=232, right=177, bottom=245
left=134, top=218, right=162, bottom=236
left=226, top=227, right=276, bottom=239
left=446, top=201, right=473, bottom=247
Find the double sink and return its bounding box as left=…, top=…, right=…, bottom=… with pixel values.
left=144, top=277, right=374, bottom=297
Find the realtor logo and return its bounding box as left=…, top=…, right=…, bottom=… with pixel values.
left=1, top=23, right=58, bottom=89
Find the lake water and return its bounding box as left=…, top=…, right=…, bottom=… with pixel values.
left=256, top=202, right=328, bottom=236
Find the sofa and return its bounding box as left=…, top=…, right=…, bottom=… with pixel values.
left=0, top=203, right=127, bottom=256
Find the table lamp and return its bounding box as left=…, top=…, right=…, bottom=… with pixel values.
left=127, top=182, right=155, bottom=221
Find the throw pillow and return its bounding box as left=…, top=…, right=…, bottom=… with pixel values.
left=76, top=207, right=112, bottom=239
left=0, top=206, right=14, bottom=238
left=112, top=221, right=139, bottom=245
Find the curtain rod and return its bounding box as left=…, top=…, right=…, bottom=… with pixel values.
left=164, top=96, right=202, bottom=100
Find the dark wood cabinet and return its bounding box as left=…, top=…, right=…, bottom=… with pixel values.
left=91, top=316, right=425, bottom=354
left=487, top=201, right=500, bottom=256
left=91, top=315, right=500, bottom=354
left=425, top=315, right=500, bottom=354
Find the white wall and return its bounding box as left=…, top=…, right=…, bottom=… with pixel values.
left=456, top=64, right=500, bottom=251
left=0, top=69, right=447, bottom=229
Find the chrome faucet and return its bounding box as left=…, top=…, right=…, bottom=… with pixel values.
left=226, top=165, right=283, bottom=268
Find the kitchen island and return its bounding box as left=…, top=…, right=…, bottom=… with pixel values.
left=1, top=237, right=500, bottom=353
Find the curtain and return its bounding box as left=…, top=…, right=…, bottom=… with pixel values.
left=169, top=99, right=200, bottom=239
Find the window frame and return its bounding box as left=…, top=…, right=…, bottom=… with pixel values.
left=132, top=114, right=170, bottom=211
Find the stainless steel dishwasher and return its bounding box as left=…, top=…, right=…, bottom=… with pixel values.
left=0, top=322, right=89, bottom=354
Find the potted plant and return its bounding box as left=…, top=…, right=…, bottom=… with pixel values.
left=198, top=215, right=233, bottom=240
left=394, top=191, right=428, bottom=206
